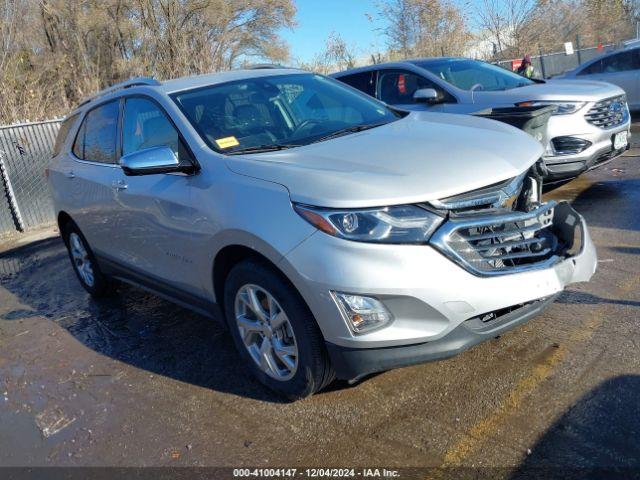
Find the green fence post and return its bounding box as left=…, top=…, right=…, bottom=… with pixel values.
left=538, top=45, right=546, bottom=78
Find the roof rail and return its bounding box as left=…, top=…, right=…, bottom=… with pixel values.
left=246, top=63, right=288, bottom=70
left=78, top=77, right=161, bottom=107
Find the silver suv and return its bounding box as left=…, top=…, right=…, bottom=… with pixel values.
left=48, top=69, right=597, bottom=399
left=332, top=58, right=631, bottom=184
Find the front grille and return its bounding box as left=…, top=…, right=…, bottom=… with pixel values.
left=584, top=95, right=627, bottom=129
left=430, top=173, right=525, bottom=212
left=551, top=136, right=592, bottom=155
left=431, top=202, right=559, bottom=275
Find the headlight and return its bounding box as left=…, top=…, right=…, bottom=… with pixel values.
left=293, top=204, right=444, bottom=244
left=519, top=100, right=586, bottom=115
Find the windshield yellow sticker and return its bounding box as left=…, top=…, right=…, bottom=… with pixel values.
left=215, top=136, right=239, bottom=149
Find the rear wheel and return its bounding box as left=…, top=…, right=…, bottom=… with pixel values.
left=63, top=223, right=113, bottom=298
left=224, top=259, right=335, bottom=400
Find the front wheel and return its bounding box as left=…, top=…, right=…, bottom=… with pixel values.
left=223, top=259, right=335, bottom=400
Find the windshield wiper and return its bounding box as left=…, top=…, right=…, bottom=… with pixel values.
left=227, top=143, right=301, bottom=155
left=312, top=122, right=388, bottom=144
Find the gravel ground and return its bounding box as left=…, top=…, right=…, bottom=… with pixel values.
left=1, top=141, right=639, bottom=478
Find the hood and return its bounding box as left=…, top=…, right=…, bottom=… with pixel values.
left=224, top=112, right=543, bottom=208
left=473, top=79, right=625, bottom=104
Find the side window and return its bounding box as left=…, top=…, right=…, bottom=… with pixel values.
left=600, top=51, right=639, bottom=73
left=378, top=70, right=447, bottom=104
left=52, top=114, right=79, bottom=157
left=122, top=97, right=192, bottom=165
left=337, top=71, right=377, bottom=97
left=72, top=101, right=119, bottom=164
left=578, top=60, right=602, bottom=75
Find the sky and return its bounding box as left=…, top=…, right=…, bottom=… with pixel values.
left=280, top=0, right=482, bottom=64
left=279, top=0, right=386, bottom=64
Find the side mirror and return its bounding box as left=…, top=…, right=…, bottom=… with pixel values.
left=413, top=88, right=440, bottom=104
left=120, top=146, right=183, bottom=176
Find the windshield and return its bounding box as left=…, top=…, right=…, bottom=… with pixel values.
left=171, top=73, right=399, bottom=154
left=416, top=59, right=534, bottom=91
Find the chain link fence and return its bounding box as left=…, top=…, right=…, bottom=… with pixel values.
left=0, top=119, right=62, bottom=239
left=495, top=38, right=627, bottom=78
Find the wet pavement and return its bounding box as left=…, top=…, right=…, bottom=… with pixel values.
left=1, top=146, right=639, bottom=477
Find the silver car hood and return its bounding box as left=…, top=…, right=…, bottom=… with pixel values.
left=224, top=112, right=543, bottom=208
left=473, top=79, right=625, bottom=104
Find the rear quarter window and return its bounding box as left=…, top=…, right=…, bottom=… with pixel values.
left=52, top=114, right=79, bottom=157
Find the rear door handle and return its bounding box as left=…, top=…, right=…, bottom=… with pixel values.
left=111, top=180, right=128, bottom=191
left=65, top=171, right=75, bottom=179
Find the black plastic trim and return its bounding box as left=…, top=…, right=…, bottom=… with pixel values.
left=326, top=294, right=559, bottom=382
left=544, top=143, right=628, bottom=182
left=96, top=254, right=223, bottom=323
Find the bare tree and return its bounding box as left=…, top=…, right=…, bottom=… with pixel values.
left=133, top=0, right=295, bottom=77
left=0, top=0, right=19, bottom=72
left=324, top=32, right=358, bottom=71
left=477, top=0, right=636, bottom=60
left=297, top=32, right=358, bottom=74
left=377, top=0, right=415, bottom=58
left=0, top=0, right=296, bottom=123
left=476, top=0, right=538, bottom=58
left=377, top=0, right=471, bottom=59
left=412, top=0, right=472, bottom=57
left=581, top=0, right=634, bottom=43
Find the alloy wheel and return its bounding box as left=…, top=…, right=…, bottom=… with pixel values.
left=69, top=232, right=95, bottom=287
left=234, top=284, right=299, bottom=381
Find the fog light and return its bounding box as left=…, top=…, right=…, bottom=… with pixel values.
left=332, top=292, right=393, bottom=334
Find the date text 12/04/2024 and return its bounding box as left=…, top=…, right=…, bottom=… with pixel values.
left=232, top=468, right=400, bottom=478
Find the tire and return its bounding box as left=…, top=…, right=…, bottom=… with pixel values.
left=62, top=222, right=114, bottom=298
left=223, top=259, right=335, bottom=400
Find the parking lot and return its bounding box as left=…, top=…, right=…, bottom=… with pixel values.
left=1, top=135, right=639, bottom=476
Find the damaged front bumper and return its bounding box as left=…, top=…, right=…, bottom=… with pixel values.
left=430, top=200, right=596, bottom=281
left=318, top=201, right=597, bottom=381
left=549, top=201, right=597, bottom=283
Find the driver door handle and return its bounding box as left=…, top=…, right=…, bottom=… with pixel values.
left=111, top=179, right=128, bottom=191
left=65, top=171, right=75, bottom=179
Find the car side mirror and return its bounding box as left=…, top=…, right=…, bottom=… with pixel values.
left=413, top=88, right=440, bottom=104
left=120, top=146, right=184, bottom=176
